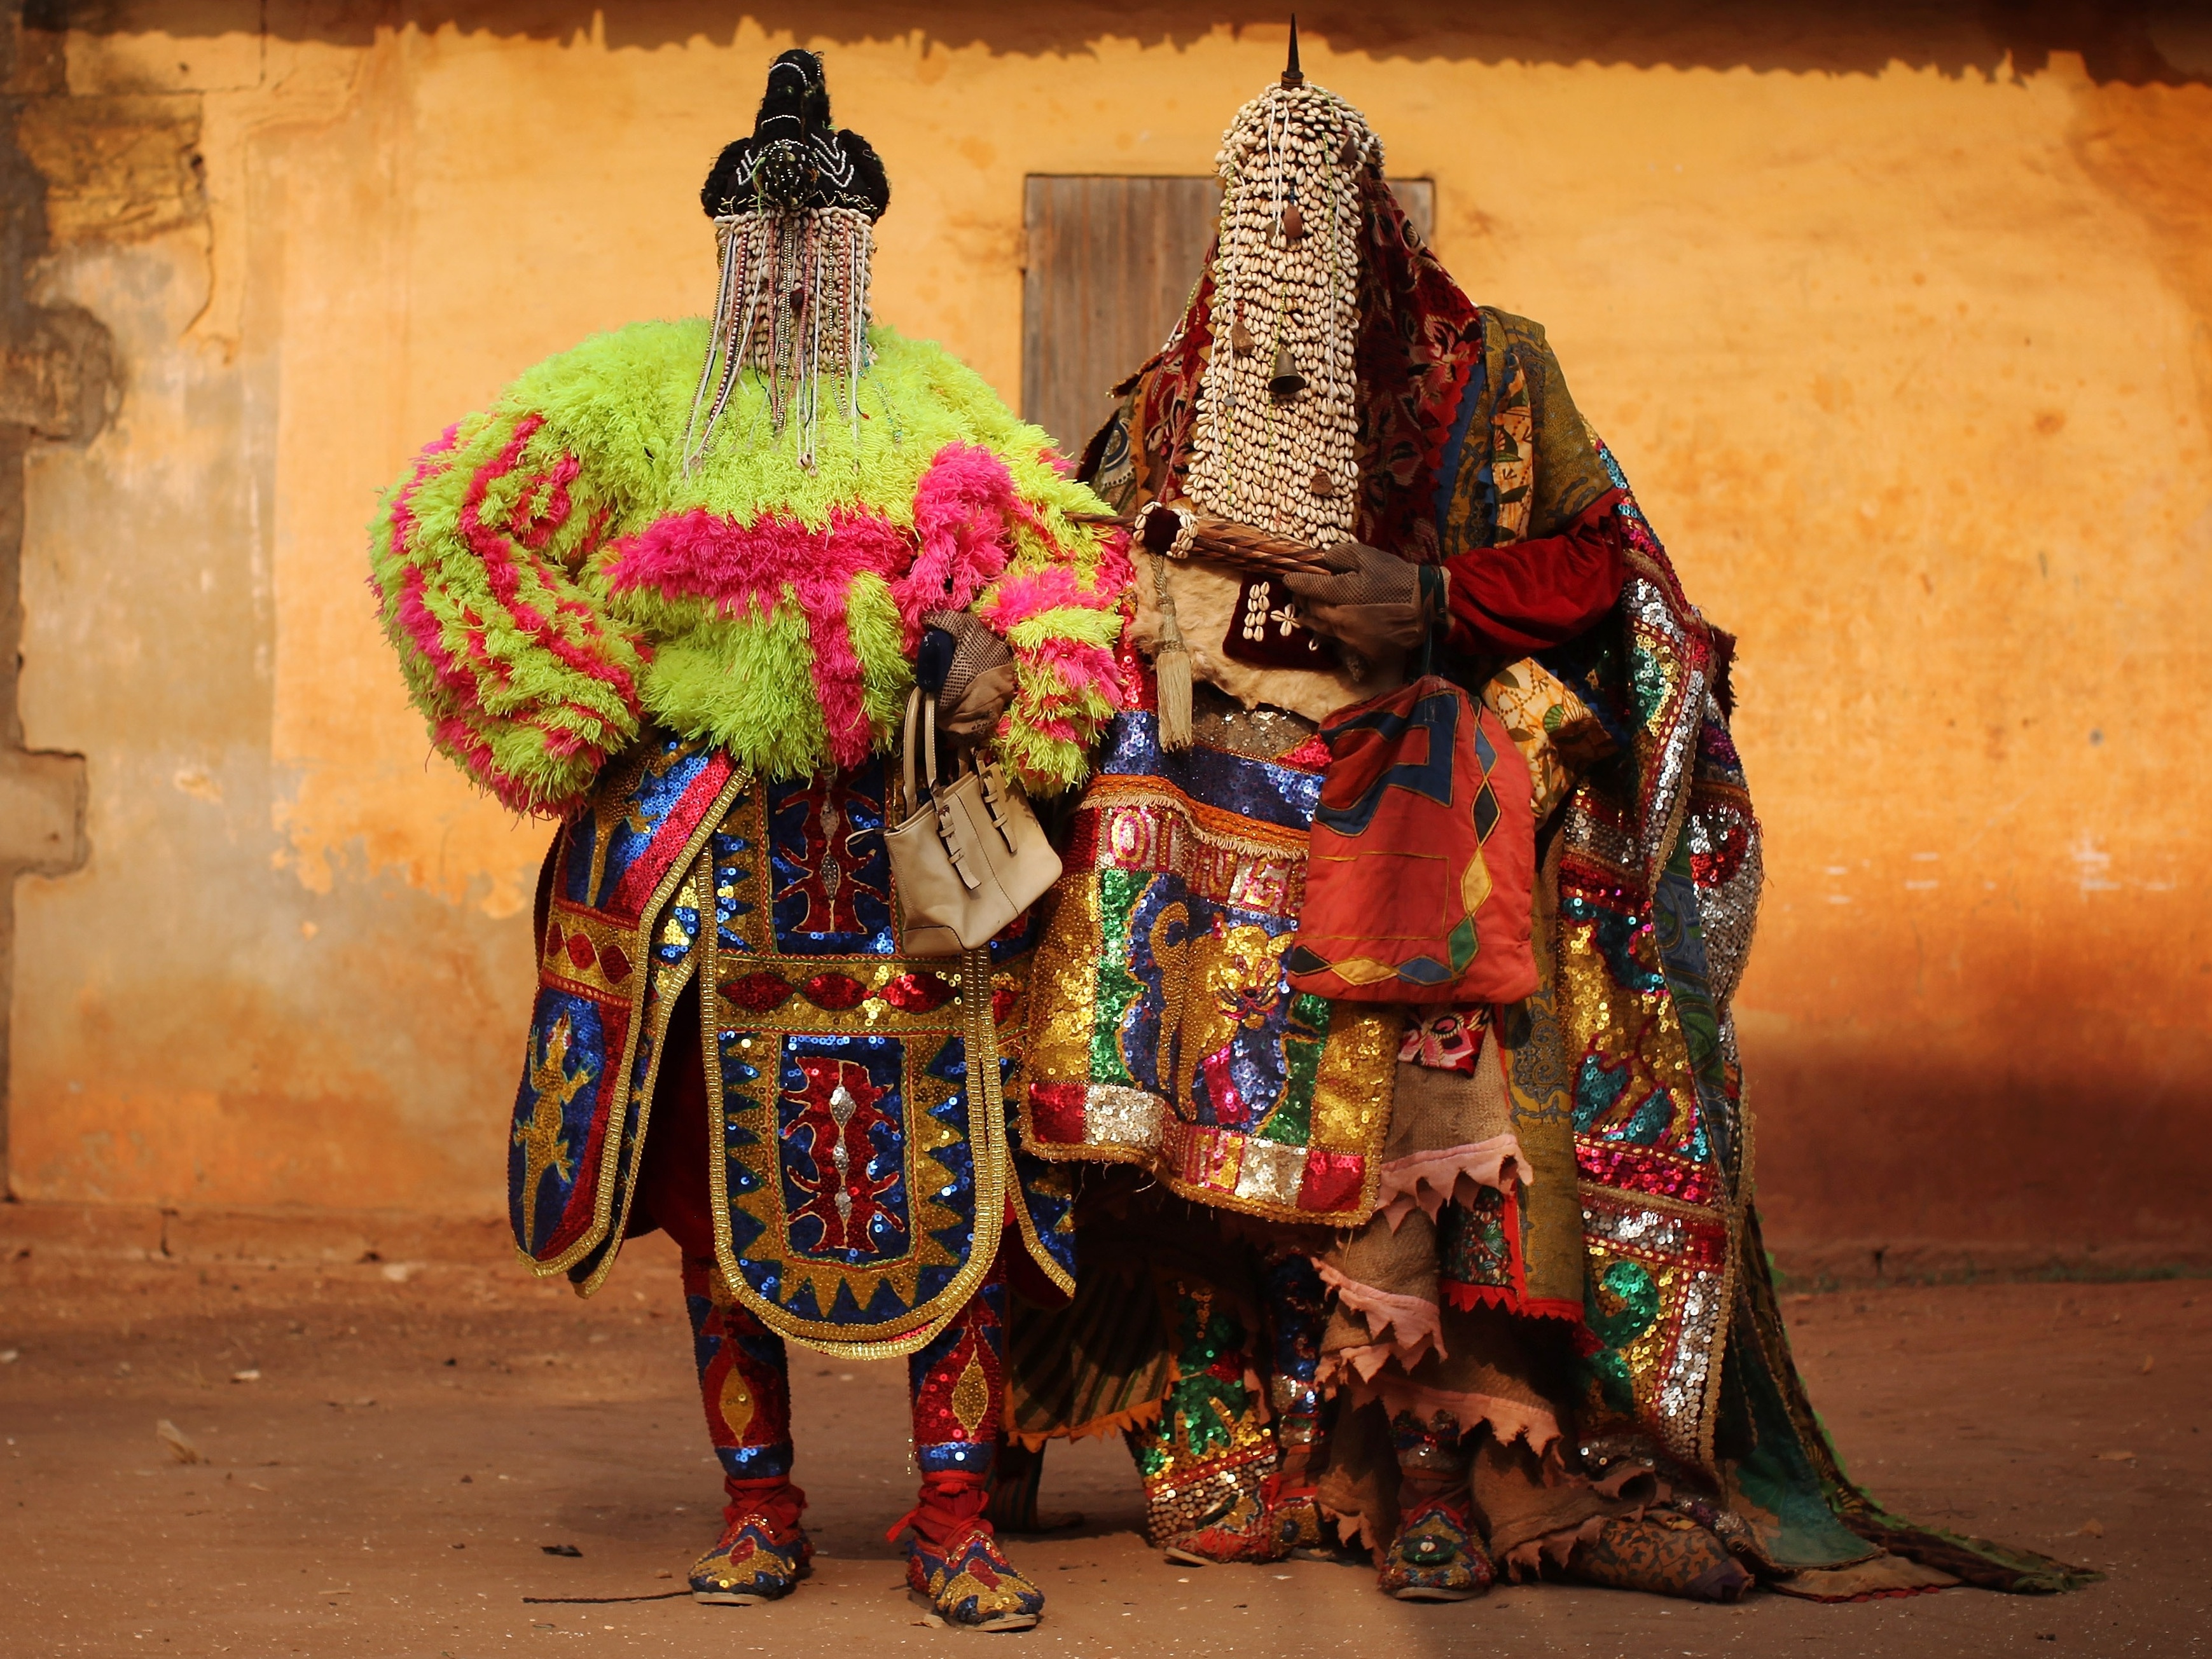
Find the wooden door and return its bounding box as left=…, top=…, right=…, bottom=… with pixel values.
left=1021, top=175, right=1435, bottom=458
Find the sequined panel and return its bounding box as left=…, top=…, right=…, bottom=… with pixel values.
left=1077, top=1084, right=1163, bottom=1151
left=1127, top=1275, right=1280, bottom=1546
left=1022, top=710, right=1398, bottom=1227
left=709, top=773, right=1054, bottom=1347
left=683, top=1255, right=795, bottom=1482
left=1437, top=1181, right=1523, bottom=1305
left=774, top=1036, right=915, bottom=1263
left=509, top=988, right=619, bottom=1260
left=1652, top=840, right=1738, bottom=1185
left=1262, top=1254, right=1327, bottom=1445
left=599, top=911, right=701, bottom=1270
left=717, top=1000, right=973, bottom=1335
left=1619, top=570, right=1704, bottom=888
left=1687, top=691, right=1762, bottom=1014
left=909, top=1275, right=1007, bottom=1479
left=1557, top=869, right=1713, bottom=1182
left=509, top=737, right=740, bottom=1274
left=765, top=763, right=895, bottom=956
left=1544, top=449, right=1749, bottom=1473
left=1009, top=1141, right=1079, bottom=1287
left=1576, top=1191, right=1729, bottom=1468
left=560, top=733, right=722, bottom=914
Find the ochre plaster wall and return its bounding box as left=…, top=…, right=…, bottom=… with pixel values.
left=8, top=6, right=2209, bottom=1267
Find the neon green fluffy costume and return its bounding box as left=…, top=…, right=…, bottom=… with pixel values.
left=370, top=320, right=1128, bottom=816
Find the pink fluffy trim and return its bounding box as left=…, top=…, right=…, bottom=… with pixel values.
left=607, top=505, right=911, bottom=769
left=892, top=442, right=1021, bottom=638
left=1329, top=1372, right=1564, bottom=1463
left=457, top=415, right=640, bottom=708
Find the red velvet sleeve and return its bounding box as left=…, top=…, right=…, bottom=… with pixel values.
left=1441, top=487, right=1627, bottom=657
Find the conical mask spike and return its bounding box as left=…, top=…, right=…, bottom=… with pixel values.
left=1283, top=15, right=1304, bottom=86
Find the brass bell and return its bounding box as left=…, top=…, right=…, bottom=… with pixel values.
left=1268, top=342, right=1306, bottom=401
left=1310, top=467, right=1336, bottom=499
left=1280, top=202, right=1305, bottom=242
left=1230, top=313, right=1255, bottom=358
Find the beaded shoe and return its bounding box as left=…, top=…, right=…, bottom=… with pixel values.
left=688, top=1510, right=813, bottom=1606
left=1377, top=1499, right=1494, bottom=1602
left=1163, top=1473, right=1325, bottom=1566
left=904, top=1522, right=1046, bottom=1631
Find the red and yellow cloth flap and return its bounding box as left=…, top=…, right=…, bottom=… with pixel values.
left=1283, top=676, right=1536, bottom=1005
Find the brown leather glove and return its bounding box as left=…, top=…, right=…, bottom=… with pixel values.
left=1282, top=542, right=1435, bottom=663
left=921, top=610, right=1020, bottom=743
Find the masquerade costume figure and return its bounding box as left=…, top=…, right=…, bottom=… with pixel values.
left=370, top=52, right=1126, bottom=1631
left=1011, top=40, right=2087, bottom=1607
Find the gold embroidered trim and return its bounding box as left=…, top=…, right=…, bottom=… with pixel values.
left=516, top=766, right=750, bottom=1281
left=704, top=904, right=1013, bottom=1358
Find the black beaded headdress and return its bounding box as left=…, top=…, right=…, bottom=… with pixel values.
left=700, top=49, right=890, bottom=221
left=685, top=52, right=888, bottom=471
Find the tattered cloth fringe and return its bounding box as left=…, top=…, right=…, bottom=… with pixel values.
left=1315, top=1262, right=1444, bottom=1382
left=1341, top=1378, right=1561, bottom=1470
left=1496, top=1460, right=1668, bottom=1580
left=1006, top=1396, right=1162, bottom=1453
left=1318, top=1498, right=1386, bottom=1557
left=1002, top=1258, right=1175, bottom=1449
left=1376, top=1132, right=1526, bottom=1229
left=1318, top=1418, right=1605, bottom=1560
left=1506, top=1511, right=1610, bottom=1580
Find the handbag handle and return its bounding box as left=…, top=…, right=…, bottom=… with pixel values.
left=902, top=686, right=983, bottom=893
left=901, top=685, right=933, bottom=810
left=904, top=684, right=962, bottom=803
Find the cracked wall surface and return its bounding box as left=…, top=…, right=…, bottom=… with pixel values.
left=2, top=3, right=2208, bottom=1265
left=1, top=1, right=99, bottom=1194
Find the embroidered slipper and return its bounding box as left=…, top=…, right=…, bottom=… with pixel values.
left=1378, top=1499, right=1494, bottom=1602
left=904, top=1524, right=1046, bottom=1632
left=687, top=1510, right=812, bottom=1606
left=1568, top=1511, right=1753, bottom=1602
left=1163, top=1473, right=1324, bottom=1566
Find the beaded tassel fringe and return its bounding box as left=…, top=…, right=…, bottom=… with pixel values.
left=684, top=204, right=875, bottom=473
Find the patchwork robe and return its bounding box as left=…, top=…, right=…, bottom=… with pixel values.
left=1010, top=182, right=2081, bottom=1592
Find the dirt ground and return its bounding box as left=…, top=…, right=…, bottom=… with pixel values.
left=1, top=1233, right=2206, bottom=1659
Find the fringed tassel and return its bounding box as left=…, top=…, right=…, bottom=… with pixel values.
left=1148, top=552, right=1194, bottom=750
left=684, top=206, right=874, bottom=475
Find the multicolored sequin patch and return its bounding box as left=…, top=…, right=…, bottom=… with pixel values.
left=1577, top=1189, right=1731, bottom=1466
left=510, top=734, right=739, bottom=1272
left=1023, top=711, right=1399, bottom=1226
left=1126, top=1274, right=1280, bottom=1547
left=1516, top=440, right=1748, bottom=1471
left=508, top=736, right=1072, bottom=1342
